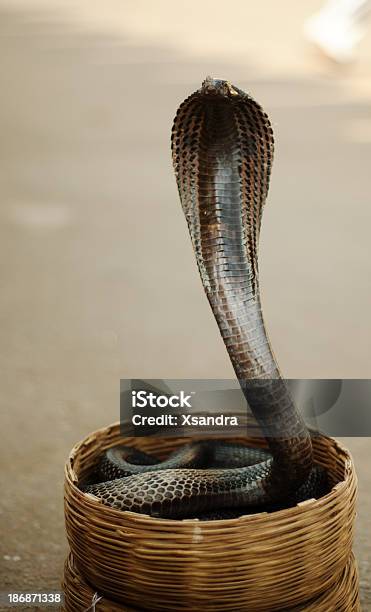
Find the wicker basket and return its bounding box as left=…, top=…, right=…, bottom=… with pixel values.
left=62, top=551, right=360, bottom=612
left=64, top=422, right=358, bottom=612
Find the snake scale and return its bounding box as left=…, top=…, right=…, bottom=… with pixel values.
left=82, top=78, right=327, bottom=519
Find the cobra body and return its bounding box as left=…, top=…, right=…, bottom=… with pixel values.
left=85, top=441, right=326, bottom=518
left=83, top=78, right=322, bottom=518
left=98, top=441, right=271, bottom=481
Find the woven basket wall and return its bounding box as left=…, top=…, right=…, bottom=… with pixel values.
left=64, top=422, right=358, bottom=612
left=62, top=551, right=360, bottom=612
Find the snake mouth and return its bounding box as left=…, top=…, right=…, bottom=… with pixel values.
left=201, top=76, right=240, bottom=98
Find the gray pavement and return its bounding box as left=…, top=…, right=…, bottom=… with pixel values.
left=0, top=2, right=370, bottom=609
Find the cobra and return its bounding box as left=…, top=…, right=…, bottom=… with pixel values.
left=82, top=78, right=326, bottom=518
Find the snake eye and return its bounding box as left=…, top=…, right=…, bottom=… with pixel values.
left=226, top=82, right=239, bottom=97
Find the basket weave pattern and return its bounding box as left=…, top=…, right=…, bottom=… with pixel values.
left=64, top=423, right=359, bottom=612
left=63, top=551, right=360, bottom=612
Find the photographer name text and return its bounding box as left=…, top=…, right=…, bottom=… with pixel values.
left=131, top=390, right=239, bottom=427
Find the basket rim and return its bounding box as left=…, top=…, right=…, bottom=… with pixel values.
left=64, top=421, right=357, bottom=526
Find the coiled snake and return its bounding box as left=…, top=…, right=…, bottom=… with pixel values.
left=82, top=78, right=326, bottom=519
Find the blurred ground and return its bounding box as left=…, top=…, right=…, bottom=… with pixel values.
left=0, top=0, right=370, bottom=609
